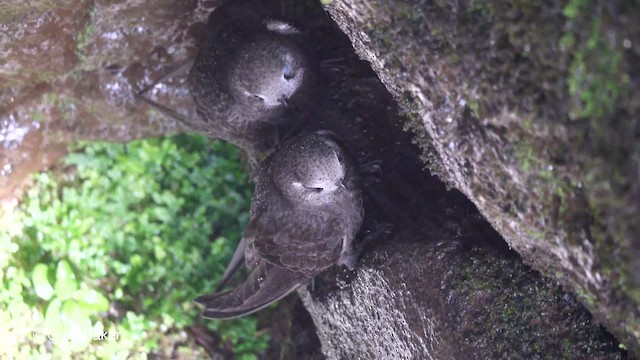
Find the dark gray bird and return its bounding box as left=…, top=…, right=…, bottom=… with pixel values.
left=195, top=131, right=364, bottom=319
left=187, top=4, right=316, bottom=159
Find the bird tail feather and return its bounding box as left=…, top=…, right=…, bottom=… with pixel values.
left=195, top=260, right=309, bottom=320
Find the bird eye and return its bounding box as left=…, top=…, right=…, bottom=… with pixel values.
left=253, top=94, right=265, bottom=102
left=283, top=64, right=295, bottom=80
left=303, top=185, right=323, bottom=192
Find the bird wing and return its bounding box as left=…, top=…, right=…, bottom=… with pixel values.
left=214, top=185, right=275, bottom=292
left=251, top=212, right=344, bottom=275
left=195, top=258, right=309, bottom=320
left=215, top=236, right=248, bottom=292
left=213, top=170, right=279, bottom=293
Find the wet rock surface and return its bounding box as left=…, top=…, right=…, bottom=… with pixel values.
left=323, top=0, right=640, bottom=356
left=1, top=0, right=637, bottom=358
left=1, top=0, right=209, bottom=203
left=302, top=228, right=626, bottom=359
left=287, top=2, right=629, bottom=358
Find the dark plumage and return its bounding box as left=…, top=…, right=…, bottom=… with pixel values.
left=187, top=2, right=317, bottom=159
left=195, top=131, right=364, bottom=319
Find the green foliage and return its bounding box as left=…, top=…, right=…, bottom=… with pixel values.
left=0, top=134, right=268, bottom=358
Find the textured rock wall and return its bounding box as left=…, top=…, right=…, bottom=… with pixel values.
left=298, top=3, right=627, bottom=354
left=1, top=0, right=208, bottom=202
left=302, top=227, right=625, bottom=359
left=321, top=0, right=640, bottom=355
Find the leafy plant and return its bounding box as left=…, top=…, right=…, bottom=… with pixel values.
left=0, top=134, right=268, bottom=358
left=31, top=260, right=109, bottom=353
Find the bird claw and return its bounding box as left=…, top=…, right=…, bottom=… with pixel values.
left=337, top=251, right=359, bottom=271
left=337, top=223, right=393, bottom=271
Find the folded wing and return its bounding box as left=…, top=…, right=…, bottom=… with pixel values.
left=195, top=259, right=310, bottom=320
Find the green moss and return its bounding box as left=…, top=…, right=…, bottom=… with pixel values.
left=45, top=92, right=78, bottom=125
left=525, top=229, right=546, bottom=241
left=445, top=246, right=623, bottom=357
left=563, top=0, right=590, bottom=19
left=502, top=305, right=513, bottom=322
left=513, top=142, right=539, bottom=174
left=630, top=289, right=640, bottom=305
left=561, top=338, right=571, bottom=358
left=566, top=17, right=625, bottom=120
left=32, top=111, right=45, bottom=123
left=561, top=0, right=640, bottom=317
left=577, top=288, right=596, bottom=307
left=75, top=7, right=97, bottom=62
left=466, top=99, right=481, bottom=118
left=467, top=0, right=494, bottom=21
left=400, top=95, right=447, bottom=182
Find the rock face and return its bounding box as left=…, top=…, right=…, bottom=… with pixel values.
left=321, top=0, right=640, bottom=356
left=1, top=0, right=209, bottom=202
left=295, top=2, right=628, bottom=355
left=1, top=0, right=638, bottom=358
left=301, top=228, right=626, bottom=359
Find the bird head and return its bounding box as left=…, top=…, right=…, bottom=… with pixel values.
left=229, top=29, right=309, bottom=110
left=274, top=132, right=352, bottom=208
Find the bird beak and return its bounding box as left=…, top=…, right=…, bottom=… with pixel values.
left=338, top=180, right=347, bottom=190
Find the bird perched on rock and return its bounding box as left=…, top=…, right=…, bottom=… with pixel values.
left=187, top=2, right=317, bottom=160
left=195, top=131, right=363, bottom=319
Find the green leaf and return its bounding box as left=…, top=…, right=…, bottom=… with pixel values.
left=32, top=263, right=54, bottom=300
left=61, top=300, right=93, bottom=351
left=44, top=297, right=64, bottom=335
left=55, top=260, right=78, bottom=300
left=154, top=245, right=166, bottom=261
left=74, top=288, right=110, bottom=313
